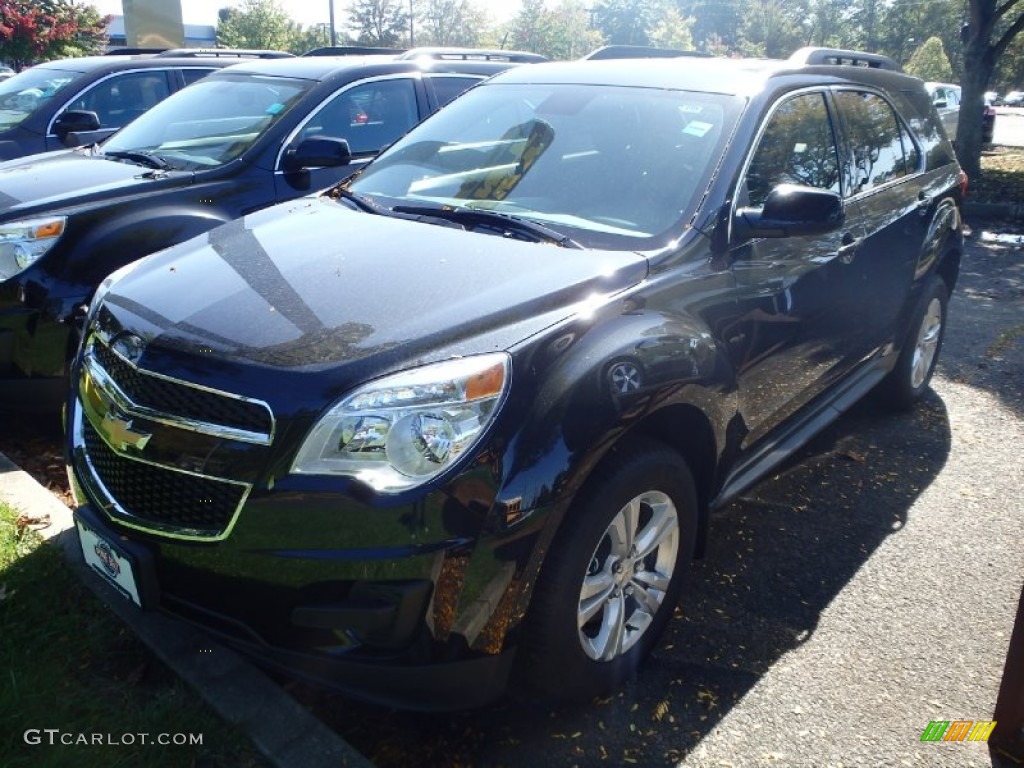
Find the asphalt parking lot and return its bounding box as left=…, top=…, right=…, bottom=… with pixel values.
left=290, top=222, right=1023, bottom=767
left=0, top=220, right=1020, bottom=768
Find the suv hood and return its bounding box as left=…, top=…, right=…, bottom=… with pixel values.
left=101, top=196, right=649, bottom=371
left=0, top=149, right=189, bottom=215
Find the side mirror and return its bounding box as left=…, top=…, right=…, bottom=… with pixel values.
left=283, top=137, right=352, bottom=171
left=735, top=184, right=844, bottom=239
left=54, top=110, right=102, bottom=142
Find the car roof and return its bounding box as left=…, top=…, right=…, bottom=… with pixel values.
left=218, top=55, right=516, bottom=81
left=488, top=52, right=924, bottom=97
left=30, top=54, right=249, bottom=75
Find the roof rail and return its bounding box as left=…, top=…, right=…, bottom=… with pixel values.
left=154, top=48, right=294, bottom=59
left=790, top=47, right=901, bottom=71
left=583, top=45, right=709, bottom=60
left=104, top=48, right=167, bottom=56
left=398, top=47, right=548, bottom=63
left=302, top=46, right=406, bottom=57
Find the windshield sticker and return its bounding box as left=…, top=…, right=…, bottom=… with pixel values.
left=266, top=103, right=285, bottom=115
left=683, top=120, right=713, bottom=138
left=680, top=105, right=704, bottom=114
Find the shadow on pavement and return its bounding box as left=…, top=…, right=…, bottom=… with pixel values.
left=947, top=227, right=1024, bottom=420
left=298, top=392, right=952, bottom=767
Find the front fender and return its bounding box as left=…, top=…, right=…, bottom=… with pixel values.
left=496, top=299, right=727, bottom=518
left=67, top=206, right=232, bottom=292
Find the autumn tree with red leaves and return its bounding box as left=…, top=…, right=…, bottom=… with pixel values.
left=0, top=0, right=108, bottom=70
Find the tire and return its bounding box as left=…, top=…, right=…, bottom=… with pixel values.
left=879, top=275, right=948, bottom=411
left=519, top=438, right=698, bottom=700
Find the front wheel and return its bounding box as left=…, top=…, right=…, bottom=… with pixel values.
left=879, top=276, right=948, bottom=411
left=519, top=438, right=698, bottom=700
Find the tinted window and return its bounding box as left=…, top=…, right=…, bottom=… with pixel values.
left=70, top=71, right=172, bottom=129
left=181, top=68, right=217, bottom=86
left=426, top=75, right=481, bottom=108
left=105, top=73, right=310, bottom=169
left=351, top=83, right=742, bottom=250
left=745, top=92, right=840, bottom=207
left=0, top=66, right=79, bottom=130
left=835, top=91, right=910, bottom=194
left=299, top=78, right=419, bottom=156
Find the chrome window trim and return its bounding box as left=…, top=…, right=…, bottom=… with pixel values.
left=87, top=336, right=275, bottom=445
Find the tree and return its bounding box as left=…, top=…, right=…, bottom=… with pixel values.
left=417, top=0, right=487, bottom=47
left=738, top=0, right=804, bottom=58
left=348, top=0, right=409, bottom=47
left=592, top=0, right=663, bottom=46
left=905, top=36, right=954, bottom=82
left=0, top=0, right=108, bottom=70
left=508, top=0, right=556, bottom=54
left=216, top=0, right=302, bottom=51
left=960, top=0, right=1024, bottom=179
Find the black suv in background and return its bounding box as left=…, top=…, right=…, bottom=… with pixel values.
left=0, top=50, right=290, bottom=160
left=0, top=52, right=522, bottom=409
left=69, top=48, right=965, bottom=709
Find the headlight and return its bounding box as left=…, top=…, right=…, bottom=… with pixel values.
left=292, top=353, right=510, bottom=492
left=0, top=216, right=66, bottom=280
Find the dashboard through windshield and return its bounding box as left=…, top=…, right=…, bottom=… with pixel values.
left=103, top=73, right=311, bottom=170
left=349, top=82, right=741, bottom=250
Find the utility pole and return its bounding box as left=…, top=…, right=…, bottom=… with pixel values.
left=329, top=0, right=337, bottom=46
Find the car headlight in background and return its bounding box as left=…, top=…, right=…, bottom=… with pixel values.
left=292, top=353, right=510, bottom=492
left=0, top=216, right=66, bottom=280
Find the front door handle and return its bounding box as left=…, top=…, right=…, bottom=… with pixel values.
left=838, top=231, right=860, bottom=264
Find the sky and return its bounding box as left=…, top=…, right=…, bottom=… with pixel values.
left=91, top=0, right=525, bottom=29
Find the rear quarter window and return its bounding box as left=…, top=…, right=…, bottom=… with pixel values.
left=834, top=90, right=918, bottom=195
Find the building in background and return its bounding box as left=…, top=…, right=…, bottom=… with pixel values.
left=105, top=16, right=216, bottom=50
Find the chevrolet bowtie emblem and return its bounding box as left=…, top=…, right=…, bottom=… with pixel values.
left=100, top=411, right=152, bottom=452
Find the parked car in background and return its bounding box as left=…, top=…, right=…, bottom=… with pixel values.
left=925, top=81, right=995, bottom=145
left=983, top=96, right=997, bottom=144
left=67, top=47, right=965, bottom=709
left=926, top=81, right=961, bottom=140
left=1002, top=89, right=1024, bottom=106
left=0, top=52, right=529, bottom=410
left=0, top=50, right=290, bottom=161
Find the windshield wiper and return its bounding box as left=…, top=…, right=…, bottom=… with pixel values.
left=391, top=205, right=582, bottom=249
left=103, top=149, right=172, bottom=170
left=331, top=186, right=385, bottom=214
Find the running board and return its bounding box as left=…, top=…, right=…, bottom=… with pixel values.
left=711, top=361, right=891, bottom=510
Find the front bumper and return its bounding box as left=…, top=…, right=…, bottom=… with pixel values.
left=72, top=496, right=520, bottom=710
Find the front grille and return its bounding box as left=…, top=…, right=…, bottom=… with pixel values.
left=93, top=341, right=272, bottom=436
left=82, top=418, right=247, bottom=538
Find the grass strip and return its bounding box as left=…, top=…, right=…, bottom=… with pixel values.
left=0, top=500, right=266, bottom=767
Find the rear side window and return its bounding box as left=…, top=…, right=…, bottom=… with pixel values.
left=745, top=92, right=840, bottom=208
left=835, top=91, right=918, bottom=195
left=298, top=78, right=419, bottom=155
left=180, top=68, right=218, bottom=86
left=425, top=75, right=482, bottom=108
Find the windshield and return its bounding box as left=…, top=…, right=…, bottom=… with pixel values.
left=349, top=82, right=741, bottom=250
left=103, top=72, right=311, bottom=170
left=0, top=66, right=80, bottom=131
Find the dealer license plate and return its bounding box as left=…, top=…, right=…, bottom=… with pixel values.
left=77, top=518, right=141, bottom=607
